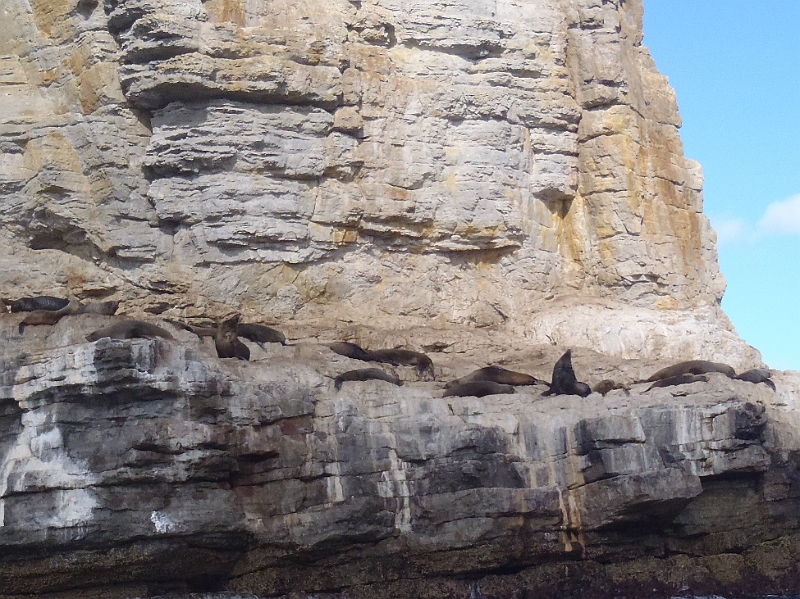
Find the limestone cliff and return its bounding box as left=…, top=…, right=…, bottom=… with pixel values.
left=1, top=317, right=799, bottom=598
left=0, top=0, right=755, bottom=365
left=3, top=1, right=800, bottom=598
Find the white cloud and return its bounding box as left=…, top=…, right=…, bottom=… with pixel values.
left=757, top=194, right=800, bottom=236
left=712, top=217, right=748, bottom=246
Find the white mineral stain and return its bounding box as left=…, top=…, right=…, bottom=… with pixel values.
left=378, top=448, right=412, bottom=533
left=1, top=410, right=96, bottom=527
left=44, top=489, right=98, bottom=527
left=150, top=510, right=176, bottom=533
left=324, top=461, right=345, bottom=505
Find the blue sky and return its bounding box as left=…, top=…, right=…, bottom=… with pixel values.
left=642, top=1, right=800, bottom=371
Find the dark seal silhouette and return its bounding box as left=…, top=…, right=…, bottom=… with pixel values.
left=10, top=296, right=70, bottom=313
left=76, top=301, right=119, bottom=316
left=334, top=368, right=404, bottom=391
left=445, top=366, right=545, bottom=389
left=734, top=368, right=776, bottom=391
left=443, top=381, right=515, bottom=398
left=166, top=318, right=285, bottom=350
left=19, top=301, right=82, bottom=334
left=86, top=320, right=174, bottom=341
left=542, top=349, right=591, bottom=397
left=238, top=323, right=286, bottom=347
left=328, top=341, right=373, bottom=362
left=646, top=360, right=735, bottom=382
left=215, top=314, right=250, bottom=361
left=646, top=373, right=709, bottom=392
left=368, top=348, right=434, bottom=379
left=165, top=319, right=216, bottom=337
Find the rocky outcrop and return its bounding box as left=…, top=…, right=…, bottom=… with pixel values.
left=1, top=315, right=798, bottom=598
left=1, top=0, right=794, bottom=597
left=0, top=0, right=750, bottom=365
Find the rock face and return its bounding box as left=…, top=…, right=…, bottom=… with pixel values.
left=1, top=316, right=799, bottom=599
left=0, top=0, right=752, bottom=365
left=2, top=0, right=796, bottom=597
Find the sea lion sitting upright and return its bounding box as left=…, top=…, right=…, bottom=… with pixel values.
left=334, top=368, right=404, bottom=391
left=368, top=348, right=435, bottom=379
left=86, top=320, right=174, bottom=342
left=215, top=314, right=249, bottom=361
left=10, top=296, right=70, bottom=313
left=443, top=381, right=516, bottom=398
left=445, top=366, right=545, bottom=389
left=237, top=323, right=286, bottom=347
left=646, top=373, right=709, bottom=392
left=734, top=368, right=776, bottom=391
left=19, top=301, right=82, bottom=334
left=542, top=349, right=591, bottom=397
left=645, top=360, right=736, bottom=382
left=328, top=341, right=373, bottom=362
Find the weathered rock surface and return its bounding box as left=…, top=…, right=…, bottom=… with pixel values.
left=1, top=315, right=799, bottom=598
left=0, top=0, right=752, bottom=365
left=1, top=0, right=796, bottom=597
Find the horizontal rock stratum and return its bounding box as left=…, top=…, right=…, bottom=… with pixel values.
left=1, top=315, right=799, bottom=599
left=0, top=0, right=754, bottom=364
left=2, top=0, right=799, bottom=597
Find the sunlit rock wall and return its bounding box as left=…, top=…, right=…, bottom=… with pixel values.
left=0, top=0, right=750, bottom=364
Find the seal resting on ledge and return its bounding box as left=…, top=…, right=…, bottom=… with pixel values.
left=215, top=314, right=250, bottom=361
left=328, top=341, right=373, bottom=362
left=19, top=301, right=82, bottom=334
left=334, top=368, right=404, bottom=390
left=10, top=296, right=71, bottom=313
left=86, top=320, right=174, bottom=341
left=645, top=360, right=736, bottom=382
left=368, top=348, right=435, bottom=379
left=445, top=366, right=546, bottom=389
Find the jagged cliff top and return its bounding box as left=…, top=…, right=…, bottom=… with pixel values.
left=0, top=0, right=756, bottom=366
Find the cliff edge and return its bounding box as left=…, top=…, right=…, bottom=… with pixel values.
left=2, top=0, right=798, bottom=597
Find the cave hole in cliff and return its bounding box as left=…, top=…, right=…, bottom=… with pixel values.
left=75, top=0, right=98, bottom=19
left=27, top=227, right=102, bottom=264
left=29, top=230, right=70, bottom=251
left=543, top=193, right=574, bottom=221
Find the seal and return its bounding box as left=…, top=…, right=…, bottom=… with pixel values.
left=542, top=349, right=591, bottom=397
left=238, top=323, right=286, bottom=347
left=646, top=373, right=709, bottom=392
left=10, top=296, right=70, bottom=313
left=215, top=314, right=250, bottom=361
left=445, top=366, right=545, bottom=389
left=86, top=320, right=174, bottom=342
left=328, top=341, right=373, bottom=362
left=19, top=300, right=82, bottom=334
left=645, top=360, right=735, bottom=382
left=442, top=381, right=515, bottom=398
left=735, top=368, right=776, bottom=391
left=368, top=348, right=435, bottom=379
left=592, top=379, right=630, bottom=396
left=334, top=368, right=404, bottom=391
left=165, top=319, right=216, bottom=337
left=76, top=301, right=119, bottom=316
